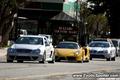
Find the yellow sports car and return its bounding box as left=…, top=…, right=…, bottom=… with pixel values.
left=55, top=41, right=90, bottom=62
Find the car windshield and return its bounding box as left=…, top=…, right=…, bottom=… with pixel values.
left=15, top=37, right=43, bottom=45
left=56, top=42, right=78, bottom=49
left=89, top=42, right=109, bottom=48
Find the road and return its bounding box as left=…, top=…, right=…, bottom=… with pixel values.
left=0, top=54, right=120, bottom=80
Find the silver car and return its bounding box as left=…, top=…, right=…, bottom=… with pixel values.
left=89, top=41, right=116, bottom=61
left=7, top=35, right=55, bottom=63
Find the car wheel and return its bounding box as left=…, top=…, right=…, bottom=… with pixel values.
left=55, top=56, right=61, bottom=62
left=85, top=58, right=89, bottom=63
left=39, top=53, right=46, bottom=63
left=17, top=60, right=23, bottom=63
left=77, top=57, right=84, bottom=63
left=90, top=57, right=92, bottom=60
left=111, top=57, right=115, bottom=61
left=106, top=58, right=111, bottom=61
left=7, top=59, right=13, bottom=63
left=116, top=53, right=118, bottom=57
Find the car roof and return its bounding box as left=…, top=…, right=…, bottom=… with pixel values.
left=111, top=39, right=120, bottom=41
left=38, top=34, right=51, bottom=36
left=59, top=41, right=78, bottom=44
left=90, top=41, right=109, bottom=43
left=92, top=38, right=110, bottom=41
left=20, top=35, right=46, bottom=38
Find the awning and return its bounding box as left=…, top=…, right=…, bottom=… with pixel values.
left=26, top=0, right=63, bottom=3
left=18, top=8, right=60, bottom=19
left=51, top=12, right=76, bottom=21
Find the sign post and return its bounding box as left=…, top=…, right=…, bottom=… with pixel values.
left=0, top=35, right=2, bottom=43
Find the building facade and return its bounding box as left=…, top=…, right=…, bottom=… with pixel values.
left=15, top=0, right=81, bottom=45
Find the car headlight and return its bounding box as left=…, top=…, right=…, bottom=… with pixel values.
left=32, top=49, right=40, bottom=53
left=74, top=50, right=79, bottom=55
left=7, top=48, right=16, bottom=53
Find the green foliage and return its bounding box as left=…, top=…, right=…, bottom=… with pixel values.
left=79, top=1, right=109, bottom=37
left=87, top=0, right=107, bottom=14
left=0, top=0, right=18, bottom=47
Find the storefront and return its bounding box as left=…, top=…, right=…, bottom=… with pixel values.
left=13, top=0, right=80, bottom=45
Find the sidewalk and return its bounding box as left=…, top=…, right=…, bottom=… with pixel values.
left=0, top=48, right=7, bottom=57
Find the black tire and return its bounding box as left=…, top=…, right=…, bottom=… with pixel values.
left=39, top=53, right=46, bottom=63
left=77, top=60, right=83, bottom=63
left=116, top=53, right=118, bottom=57
left=106, top=58, right=111, bottom=61
left=17, top=60, right=23, bottom=63
left=90, top=57, right=92, bottom=60
left=85, top=59, right=89, bottom=63
left=77, top=58, right=84, bottom=63
left=7, top=59, right=13, bottom=63
left=111, top=57, right=115, bottom=61
left=55, top=56, right=61, bottom=62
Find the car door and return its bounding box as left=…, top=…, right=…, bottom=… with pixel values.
left=118, top=41, right=120, bottom=56
left=44, top=38, right=51, bottom=59
left=110, top=42, right=116, bottom=57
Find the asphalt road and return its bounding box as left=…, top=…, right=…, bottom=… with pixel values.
left=0, top=55, right=120, bottom=80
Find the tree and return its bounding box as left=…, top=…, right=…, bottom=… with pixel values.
left=0, top=0, right=17, bottom=47
left=0, top=0, right=25, bottom=47
left=87, top=0, right=120, bottom=38
left=79, top=1, right=109, bottom=38
left=107, top=0, right=120, bottom=38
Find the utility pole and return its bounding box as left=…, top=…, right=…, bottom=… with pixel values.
left=75, top=0, right=79, bottom=43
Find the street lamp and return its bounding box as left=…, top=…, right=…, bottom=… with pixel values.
left=84, top=22, right=88, bottom=45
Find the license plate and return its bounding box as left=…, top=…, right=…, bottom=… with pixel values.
left=17, top=53, right=28, bottom=56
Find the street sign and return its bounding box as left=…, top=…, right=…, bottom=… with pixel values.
left=63, top=0, right=80, bottom=18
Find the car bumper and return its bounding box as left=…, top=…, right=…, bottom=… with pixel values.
left=90, top=53, right=111, bottom=59
left=7, top=53, right=43, bottom=61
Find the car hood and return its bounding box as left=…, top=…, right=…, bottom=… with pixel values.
left=55, top=48, right=78, bottom=56
left=11, top=44, right=43, bottom=50
left=89, top=47, right=108, bottom=51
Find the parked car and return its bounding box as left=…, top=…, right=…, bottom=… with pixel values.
left=7, top=35, right=55, bottom=63
left=111, top=39, right=120, bottom=57
left=55, top=41, right=90, bottom=62
left=89, top=40, right=116, bottom=61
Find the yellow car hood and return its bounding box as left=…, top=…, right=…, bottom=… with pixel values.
left=55, top=48, right=78, bottom=57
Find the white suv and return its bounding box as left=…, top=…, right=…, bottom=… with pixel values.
left=7, top=35, right=55, bottom=63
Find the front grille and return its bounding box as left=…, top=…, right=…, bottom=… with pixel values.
left=98, top=51, right=104, bottom=53
left=9, top=56, right=39, bottom=60
left=16, top=49, right=32, bottom=53
left=90, top=50, right=97, bottom=53
left=90, top=50, right=105, bottom=54
left=91, top=54, right=105, bottom=58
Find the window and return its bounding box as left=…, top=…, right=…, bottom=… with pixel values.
left=16, top=37, right=43, bottom=45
